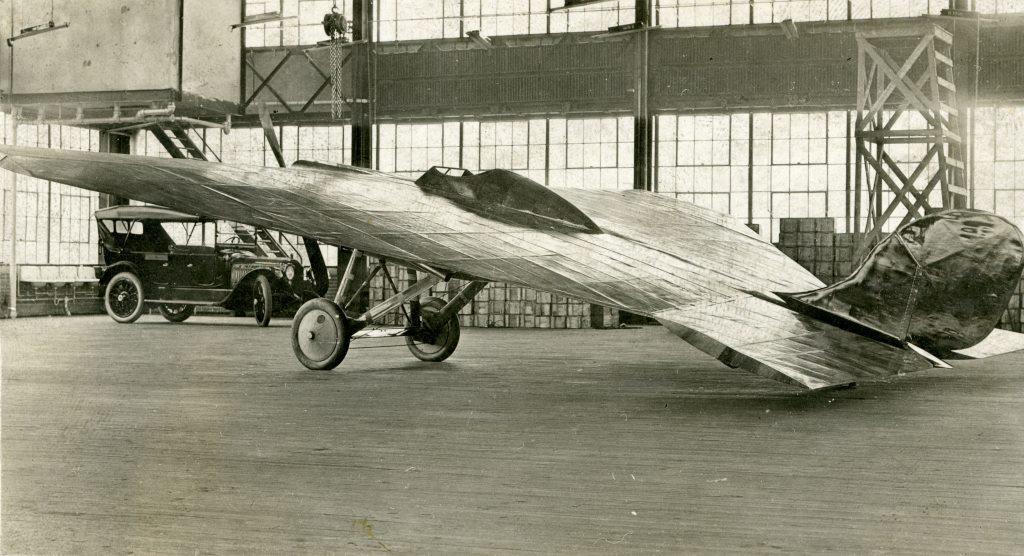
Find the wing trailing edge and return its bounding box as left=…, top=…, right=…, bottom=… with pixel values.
left=655, top=296, right=938, bottom=391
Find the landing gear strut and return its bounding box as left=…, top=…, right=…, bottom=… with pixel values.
left=290, top=249, right=487, bottom=370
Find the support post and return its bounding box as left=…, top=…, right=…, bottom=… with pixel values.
left=340, top=0, right=374, bottom=312
left=350, top=0, right=373, bottom=169
left=6, top=35, right=13, bottom=318
left=258, top=102, right=286, bottom=168
left=334, top=247, right=361, bottom=306
left=358, top=274, right=440, bottom=324
left=6, top=111, right=16, bottom=318
left=436, top=280, right=488, bottom=324
left=632, top=0, right=652, bottom=192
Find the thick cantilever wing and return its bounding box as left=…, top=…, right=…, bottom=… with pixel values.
left=0, top=146, right=964, bottom=390
left=655, top=296, right=936, bottom=390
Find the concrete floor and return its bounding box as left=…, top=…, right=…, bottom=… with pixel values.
left=1, top=315, right=1022, bottom=553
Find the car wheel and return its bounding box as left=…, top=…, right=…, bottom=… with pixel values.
left=159, top=304, right=194, bottom=323
left=406, top=296, right=461, bottom=362
left=104, top=271, right=146, bottom=324
left=252, top=274, right=273, bottom=327
left=291, top=298, right=351, bottom=370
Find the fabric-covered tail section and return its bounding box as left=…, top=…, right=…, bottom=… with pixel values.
left=779, top=210, right=1024, bottom=355
left=655, top=296, right=938, bottom=391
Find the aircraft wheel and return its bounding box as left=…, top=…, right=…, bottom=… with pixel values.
left=159, top=304, right=194, bottom=323
left=291, top=298, right=351, bottom=370
left=252, top=274, right=273, bottom=327
left=407, top=296, right=460, bottom=362
left=104, top=271, right=146, bottom=324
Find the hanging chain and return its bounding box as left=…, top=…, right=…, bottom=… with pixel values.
left=330, top=38, right=345, bottom=119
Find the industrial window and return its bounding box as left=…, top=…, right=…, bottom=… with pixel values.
left=243, top=0, right=282, bottom=47
left=244, top=0, right=1021, bottom=46
left=548, top=117, right=633, bottom=190
left=656, top=0, right=748, bottom=26
left=0, top=122, right=100, bottom=266
left=462, top=0, right=545, bottom=37
left=50, top=126, right=101, bottom=265
left=974, top=106, right=1024, bottom=228
left=752, top=111, right=848, bottom=241
left=652, top=0, right=947, bottom=26
left=245, top=0, right=359, bottom=47
left=975, top=0, right=1024, bottom=13
left=279, top=125, right=353, bottom=165
left=376, top=0, right=453, bottom=41
left=221, top=128, right=270, bottom=166
left=376, top=122, right=456, bottom=178
left=462, top=120, right=545, bottom=183
left=849, top=0, right=945, bottom=19
left=549, top=1, right=635, bottom=33
left=656, top=114, right=750, bottom=226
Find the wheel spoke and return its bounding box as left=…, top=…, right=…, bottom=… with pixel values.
left=110, top=281, right=139, bottom=317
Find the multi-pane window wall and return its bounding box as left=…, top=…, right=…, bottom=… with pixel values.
left=758, top=111, right=848, bottom=237
left=0, top=116, right=101, bottom=266
left=376, top=117, right=632, bottom=190
left=550, top=117, right=633, bottom=190
left=654, top=0, right=952, bottom=26
left=245, top=0, right=1023, bottom=46
left=657, top=114, right=748, bottom=219
left=974, top=106, right=1024, bottom=222
left=8, top=106, right=1024, bottom=265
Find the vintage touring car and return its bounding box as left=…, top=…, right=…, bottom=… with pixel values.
left=94, top=206, right=324, bottom=326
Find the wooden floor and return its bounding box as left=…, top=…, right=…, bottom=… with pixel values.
left=2, top=315, right=1023, bottom=553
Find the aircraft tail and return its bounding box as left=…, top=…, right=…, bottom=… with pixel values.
left=777, top=210, right=1024, bottom=356
left=654, top=210, right=1024, bottom=391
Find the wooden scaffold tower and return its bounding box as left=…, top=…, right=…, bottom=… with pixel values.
left=854, top=23, right=968, bottom=251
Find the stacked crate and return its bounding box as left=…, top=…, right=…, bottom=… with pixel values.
left=362, top=258, right=608, bottom=328
left=832, top=233, right=857, bottom=280
left=776, top=217, right=837, bottom=284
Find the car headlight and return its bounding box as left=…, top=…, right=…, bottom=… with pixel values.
left=284, top=264, right=297, bottom=281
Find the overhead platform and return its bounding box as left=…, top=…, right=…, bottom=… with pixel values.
left=242, top=14, right=1024, bottom=124
left=1, top=0, right=240, bottom=128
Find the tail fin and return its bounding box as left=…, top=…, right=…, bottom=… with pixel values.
left=778, top=210, right=1024, bottom=355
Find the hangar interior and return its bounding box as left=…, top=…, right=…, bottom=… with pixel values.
left=3, top=0, right=1024, bottom=553
left=2, top=0, right=1024, bottom=325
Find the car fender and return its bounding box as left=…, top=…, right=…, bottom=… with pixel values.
left=231, top=266, right=282, bottom=289
left=97, top=261, right=140, bottom=286
left=222, top=267, right=282, bottom=306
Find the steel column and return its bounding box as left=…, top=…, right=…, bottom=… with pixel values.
left=350, top=0, right=373, bottom=169
left=632, top=0, right=652, bottom=192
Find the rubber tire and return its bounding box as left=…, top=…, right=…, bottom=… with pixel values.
left=252, top=274, right=273, bottom=327
left=406, top=297, right=461, bottom=362
left=104, top=271, right=146, bottom=324
left=291, top=298, right=351, bottom=370
left=159, top=304, right=195, bottom=323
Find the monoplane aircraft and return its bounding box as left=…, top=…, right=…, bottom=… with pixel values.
left=3, top=145, right=1023, bottom=391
